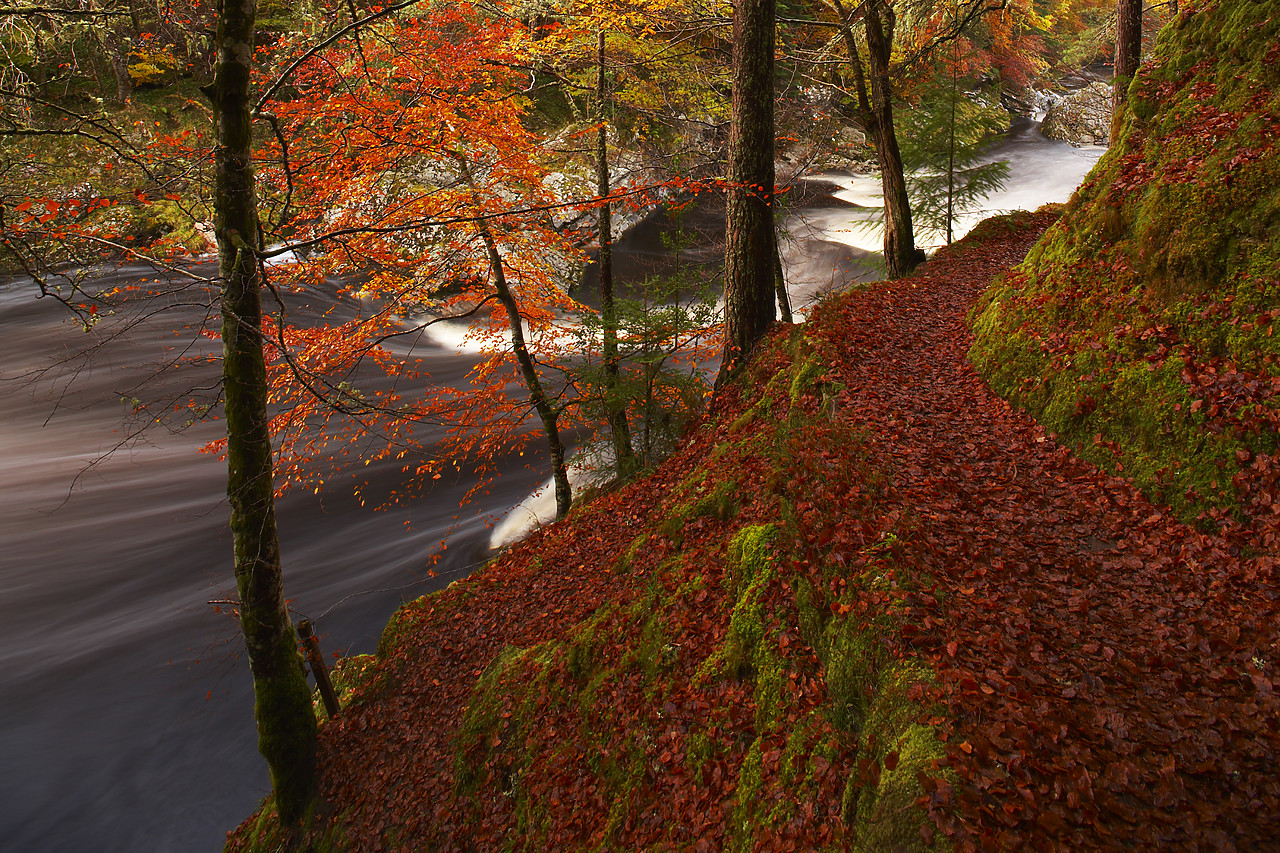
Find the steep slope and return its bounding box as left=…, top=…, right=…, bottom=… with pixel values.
left=970, top=0, right=1280, bottom=541
left=228, top=203, right=1280, bottom=851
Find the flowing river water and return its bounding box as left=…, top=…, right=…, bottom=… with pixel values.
left=0, top=118, right=1101, bottom=852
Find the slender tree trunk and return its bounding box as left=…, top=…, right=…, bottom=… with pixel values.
left=863, top=0, right=922, bottom=277
left=946, top=8, right=958, bottom=246
left=1113, top=0, right=1144, bottom=136
left=720, top=0, right=777, bottom=381
left=596, top=30, right=638, bottom=478
left=209, top=0, right=318, bottom=827
left=104, top=28, right=134, bottom=103
left=459, top=158, right=572, bottom=519
left=774, top=241, right=792, bottom=323
left=832, top=0, right=923, bottom=278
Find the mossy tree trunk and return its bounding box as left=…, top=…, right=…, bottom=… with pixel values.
left=1113, top=0, right=1143, bottom=136
left=721, top=0, right=777, bottom=378
left=832, top=0, right=924, bottom=279
left=596, top=30, right=638, bottom=478
left=209, top=0, right=319, bottom=826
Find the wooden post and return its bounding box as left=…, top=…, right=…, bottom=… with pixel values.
left=297, top=619, right=341, bottom=719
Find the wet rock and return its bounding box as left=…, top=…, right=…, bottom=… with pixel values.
left=1041, top=81, right=1113, bottom=146
left=1001, top=87, right=1037, bottom=117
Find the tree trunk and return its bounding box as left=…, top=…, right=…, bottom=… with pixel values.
left=1113, top=0, right=1144, bottom=136
left=459, top=158, right=572, bottom=519
left=104, top=29, right=134, bottom=104
left=481, top=226, right=572, bottom=518
left=832, top=0, right=923, bottom=279
left=720, top=0, right=777, bottom=380
left=774, top=241, right=792, bottom=323
left=209, top=0, right=318, bottom=828
left=863, top=0, right=923, bottom=277
left=596, top=30, right=638, bottom=479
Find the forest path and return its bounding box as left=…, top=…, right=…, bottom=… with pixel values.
left=808, top=210, right=1280, bottom=848
left=271, top=211, right=1280, bottom=852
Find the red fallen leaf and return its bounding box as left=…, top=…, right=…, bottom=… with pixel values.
left=947, top=640, right=959, bottom=657
left=884, top=751, right=900, bottom=771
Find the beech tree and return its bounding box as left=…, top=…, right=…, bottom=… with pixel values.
left=818, top=0, right=1021, bottom=274
left=595, top=29, right=639, bottom=478
left=208, top=0, right=318, bottom=827
left=721, top=0, right=778, bottom=376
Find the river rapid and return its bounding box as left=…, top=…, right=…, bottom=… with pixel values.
left=0, top=118, right=1101, bottom=852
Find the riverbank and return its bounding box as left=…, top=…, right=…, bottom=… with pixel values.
left=229, top=199, right=1279, bottom=848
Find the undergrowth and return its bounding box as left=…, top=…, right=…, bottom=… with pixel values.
left=436, top=328, right=951, bottom=850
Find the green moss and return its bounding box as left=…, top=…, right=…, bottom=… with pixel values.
left=793, top=576, right=826, bottom=661
left=851, top=724, right=949, bottom=851
left=660, top=477, right=741, bottom=543
left=595, top=746, right=647, bottom=845
left=751, top=635, right=787, bottom=732
left=225, top=798, right=350, bottom=853
left=823, top=618, right=878, bottom=735
left=685, top=732, right=715, bottom=785
left=728, top=737, right=766, bottom=851
left=788, top=359, right=827, bottom=407
left=970, top=0, right=1280, bottom=525
left=696, top=525, right=778, bottom=684
left=613, top=533, right=648, bottom=574
left=318, top=654, right=379, bottom=713
left=829, top=660, right=948, bottom=849
left=453, top=643, right=557, bottom=797
left=565, top=606, right=620, bottom=684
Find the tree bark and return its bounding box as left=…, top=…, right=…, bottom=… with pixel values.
left=210, top=0, right=318, bottom=827
left=479, top=224, right=572, bottom=519
left=774, top=241, right=792, bottom=323
left=1113, top=0, right=1143, bottom=135
left=596, top=30, right=638, bottom=478
left=720, top=0, right=777, bottom=380
left=832, top=0, right=925, bottom=279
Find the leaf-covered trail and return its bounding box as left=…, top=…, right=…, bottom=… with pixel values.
left=808, top=211, right=1280, bottom=848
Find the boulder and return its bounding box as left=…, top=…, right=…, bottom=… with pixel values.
left=1040, top=81, right=1113, bottom=145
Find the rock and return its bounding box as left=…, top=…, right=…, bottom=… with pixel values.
left=1040, top=82, right=1113, bottom=146
left=1001, top=87, right=1036, bottom=117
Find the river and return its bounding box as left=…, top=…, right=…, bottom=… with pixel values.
left=0, top=118, right=1101, bottom=852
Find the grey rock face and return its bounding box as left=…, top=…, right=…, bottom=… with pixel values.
left=1041, top=81, right=1113, bottom=146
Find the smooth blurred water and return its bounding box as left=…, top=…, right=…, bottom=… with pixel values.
left=0, top=266, right=543, bottom=851
left=781, top=117, right=1105, bottom=309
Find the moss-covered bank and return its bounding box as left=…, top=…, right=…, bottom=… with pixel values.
left=970, top=0, right=1280, bottom=530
